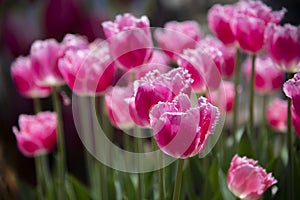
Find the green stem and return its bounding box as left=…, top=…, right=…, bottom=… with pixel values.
left=249, top=54, right=256, bottom=135
left=159, top=153, right=165, bottom=200
left=232, top=48, right=240, bottom=146
left=33, top=98, right=41, bottom=113
left=134, top=125, right=144, bottom=200
left=262, top=95, right=268, bottom=133
left=35, top=156, right=44, bottom=200
left=51, top=86, right=66, bottom=200
left=287, top=73, right=294, bottom=200
left=173, top=159, right=184, bottom=200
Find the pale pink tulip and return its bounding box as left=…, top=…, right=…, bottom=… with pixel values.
left=30, top=39, right=65, bottom=86
left=265, top=24, right=300, bottom=72
left=13, top=112, right=57, bottom=157
left=267, top=98, right=287, bottom=132
left=154, top=21, right=202, bottom=60
left=102, top=13, right=153, bottom=69
left=11, top=56, right=52, bottom=98
left=243, top=54, right=284, bottom=94
left=59, top=40, right=115, bottom=96
left=150, top=93, right=219, bottom=158
left=227, top=155, right=277, bottom=200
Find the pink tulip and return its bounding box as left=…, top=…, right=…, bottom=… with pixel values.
left=149, top=93, right=219, bottom=158
left=292, top=105, right=300, bottom=139
left=102, top=13, right=153, bottom=69
left=233, top=0, right=285, bottom=53
left=243, top=54, right=284, bottom=94
left=208, top=4, right=236, bottom=45
left=30, top=39, right=65, bottom=86
left=11, top=56, right=52, bottom=98
left=227, top=155, right=277, bottom=200
left=154, top=21, right=202, bottom=60
left=105, top=85, right=134, bottom=129
left=177, top=47, right=221, bottom=93
left=207, top=81, right=235, bottom=112
left=61, top=34, right=89, bottom=53
left=59, top=40, right=115, bottom=96
left=267, top=98, right=287, bottom=132
left=134, top=50, right=170, bottom=79
left=13, top=112, right=57, bottom=157
left=129, top=68, right=193, bottom=127
left=283, top=71, right=300, bottom=117
left=197, top=36, right=236, bottom=78
left=265, top=24, right=300, bottom=72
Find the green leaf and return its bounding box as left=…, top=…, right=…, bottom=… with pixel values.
left=67, top=174, right=91, bottom=200
left=237, top=128, right=253, bottom=158
left=209, top=160, right=219, bottom=190
left=218, top=169, right=235, bottom=200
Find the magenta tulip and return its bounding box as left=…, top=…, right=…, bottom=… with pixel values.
left=265, top=24, right=300, bottom=72
left=243, top=54, right=284, bottom=94
left=11, top=56, right=52, bottom=98
left=227, top=155, right=277, bottom=200
left=267, top=98, right=287, bottom=132
left=30, top=39, right=65, bottom=86
left=208, top=4, right=236, bottom=45
left=292, top=105, right=300, bottom=139
left=59, top=40, right=115, bottom=96
left=129, top=68, right=193, bottom=127
left=102, top=13, right=153, bottom=69
left=150, top=93, right=219, bottom=158
left=283, top=71, right=300, bottom=117
left=154, top=20, right=202, bottom=60
left=13, top=112, right=57, bottom=157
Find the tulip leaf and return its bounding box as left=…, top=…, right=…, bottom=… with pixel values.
left=218, top=169, right=235, bottom=200
left=237, top=128, right=253, bottom=158
left=67, top=174, right=91, bottom=200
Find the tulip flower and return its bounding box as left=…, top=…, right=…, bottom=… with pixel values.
left=265, top=24, right=300, bottom=72
left=283, top=71, right=300, bottom=117
left=129, top=68, right=193, bottom=127
left=149, top=93, right=219, bottom=158
left=227, top=155, right=277, bottom=200
left=266, top=98, right=287, bottom=132
left=154, top=20, right=202, bottom=60
left=292, top=105, right=300, bottom=139
left=11, top=56, right=52, bottom=98
left=207, top=4, right=236, bottom=45
left=177, top=47, right=221, bottom=93
left=102, top=13, right=153, bottom=69
left=30, top=39, right=65, bottom=86
left=61, top=33, right=89, bottom=53
left=59, top=40, right=115, bottom=96
left=207, top=81, right=235, bottom=112
left=243, top=54, right=284, bottom=94
left=233, top=0, right=286, bottom=53
left=105, top=85, right=135, bottom=129
left=13, top=112, right=57, bottom=157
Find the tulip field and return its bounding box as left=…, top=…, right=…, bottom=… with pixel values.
left=1, top=0, right=300, bottom=199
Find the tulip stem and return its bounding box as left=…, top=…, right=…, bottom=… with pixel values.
left=232, top=48, right=240, bottom=147
left=159, top=152, right=165, bottom=200
left=134, top=125, right=144, bottom=200
left=35, top=156, right=43, bottom=200
left=249, top=54, right=256, bottom=135
left=52, top=86, right=66, bottom=200
left=287, top=73, right=294, bottom=200
left=173, top=159, right=184, bottom=200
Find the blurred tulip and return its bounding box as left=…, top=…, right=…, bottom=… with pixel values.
left=102, top=13, right=153, bottom=69
left=11, top=56, right=52, bottom=98
left=150, top=93, right=219, bottom=158
left=283, top=71, right=300, bottom=117
left=267, top=98, right=287, bottom=132
left=233, top=0, right=286, bottom=53
left=177, top=47, right=222, bottom=93
left=207, top=81, right=235, bottom=112
left=292, top=105, right=300, bottom=139
left=265, top=24, right=300, bottom=72
left=59, top=40, right=115, bottom=96
left=208, top=4, right=236, bottom=45
left=30, top=39, right=65, bottom=86
left=227, top=155, right=277, bottom=200
left=61, top=34, right=89, bottom=53
left=13, top=112, right=57, bottom=157
left=129, top=68, right=193, bottom=127
left=154, top=20, right=202, bottom=60
left=105, top=85, right=134, bottom=129
left=243, top=54, right=284, bottom=94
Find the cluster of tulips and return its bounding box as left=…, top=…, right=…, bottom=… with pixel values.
left=9, top=0, right=300, bottom=199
